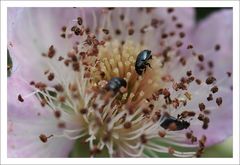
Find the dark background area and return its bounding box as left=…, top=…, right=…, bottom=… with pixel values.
left=196, top=7, right=231, bottom=22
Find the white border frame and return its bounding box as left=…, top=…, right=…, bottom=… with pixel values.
left=1, top=1, right=239, bottom=164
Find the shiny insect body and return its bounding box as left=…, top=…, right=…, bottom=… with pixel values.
left=160, top=115, right=190, bottom=130
left=105, top=77, right=127, bottom=93
left=135, top=50, right=152, bottom=75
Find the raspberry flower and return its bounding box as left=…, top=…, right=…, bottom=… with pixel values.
left=7, top=7, right=232, bottom=157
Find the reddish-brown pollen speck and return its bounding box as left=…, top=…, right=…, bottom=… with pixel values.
left=18, top=94, right=24, bottom=102
left=39, top=134, right=53, bottom=143
left=216, top=97, right=223, bottom=106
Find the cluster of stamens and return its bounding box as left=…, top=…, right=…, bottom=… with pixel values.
left=16, top=7, right=231, bottom=157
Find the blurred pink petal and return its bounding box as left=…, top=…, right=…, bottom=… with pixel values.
left=8, top=74, right=74, bottom=157
left=190, top=10, right=233, bottom=146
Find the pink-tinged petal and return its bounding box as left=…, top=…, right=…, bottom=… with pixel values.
left=7, top=8, right=89, bottom=81
left=192, top=10, right=233, bottom=77
left=191, top=10, right=233, bottom=146
left=8, top=74, right=74, bottom=157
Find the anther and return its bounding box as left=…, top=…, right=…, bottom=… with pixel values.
left=211, top=86, right=218, bottom=93
left=80, top=108, right=88, bottom=114
left=54, top=110, right=61, bottom=118
left=205, top=76, right=216, bottom=85
left=39, top=134, right=53, bottom=143
left=216, top=97, right=222, bottom=106
left=48, top=73, right=55, bottom=81
left=199, top=103, right=205, bottom=111
left=123, top=121, right=132, bottom=129
left=158, top=131, right=166, bottom=138
left=18, top=94, right=24, bottom=102
left=214, top=44, right=221, bottom=51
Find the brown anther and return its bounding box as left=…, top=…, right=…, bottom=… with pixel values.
left=123, top=121, right=132, bottom=129
left=207, top=94, right=213, bottom=101
left=90, top=146, right=101, bottom=156
left=48, top=73, right=55, bottom=81
left=58, top=122, right=66, bottom=128
left=176, top=40, right=183, bottom=47
left=227, top=72, right=232, bottom=77
left=35, top=82, right=47, bottom=91
left=191, top=136, right=197, bottom=143
left=54, top=110, right=61, bottom=118
left=176, top=23, right=183, bottom=28
left=188, top=111, right=196, bottom=117
left=74, top=27, right=81, bottom=36
left=58, top=96, right=65, bottom=102
left=186, top=132, right=193, bottom=139
left=120, top=14, right=124, bottom=21
left=203, top=110, right=211, bottom=115
left=179, top=57, right=186, bottom=66
left=199, top=103, right=205, bottom=111
left=102, top=28, right=109, bottom=35
left=158, top=131, right=166, bottom=138
left=208, top=61, right=214, bottom=68
left=168, top=147, right=175, bottom=155
left=198, top=114, right=204, bottom=121
left=128, top=28, right=134, bottom=35
left=115, top=29, right=121, bottom=35
left=179, top=32, right=185, bottom=38
left=198, top=54, right=204, bottom=62
left=187, top=44, right=193, bottom=49
left=202, top=123, right=208, bottom=129
left=64, top=59, right=71, bottom=66
left=205, top=76, right=216, bottom=85
left=172, top=15, right=177, bottom=21
left=40, top=99, right=47, bottom=107
left=71, top=26, right=77, bottom=32
left=58, top=56, right=64, bottom=61
left=79, top=108, right=88, bottom=114
left=30, top=81, right=35, bottom=85
left=39, top=134, right=53, bottom=143
left=149, top=104, right=154, bottom=110
left=214, top=44, right=221, bottom=51
left=61, top=26, right=67, bottom=32
left=211, top=86, right=218, bottom=93
left=60, top=33, right=66, bottom=38
left=142, top=108, right=150, bottom=116
left=161, top=33, right=168, bottom=39
left=72, top=62, right=80, bottom=71
left=151, top=18, right=159, bottom=28
left=167, top=8, right=174, bottom=13
left=18, top=94, right=24, bottom=102
left=196, top=148, right=204, bottom=157
left=140, top=134, right=147, bottom=144
left=77, top=17, right=83, bottom=25
left=216, top=97, right=222, bottom=106
left=54, top=84, right=64, bottom=92
left=48, top=45, right=56, bottom=58
left=172, top=98, right=180, bottom=109
left=195, top=79, right=202, bottom=85
left=162, top=88, right=170, bottom=97
left=107, top=7, right=115, bottom=10
left=186, top=70, right=192, bottom=77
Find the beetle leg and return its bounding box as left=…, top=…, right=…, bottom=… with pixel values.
left=146, top=63, right=152, bottom=68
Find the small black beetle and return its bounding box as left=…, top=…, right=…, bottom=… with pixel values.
left=105, top=77, right=127, bottom=93
left=135, top=50, right=152, bottom=75
left=160, top=115, right=190, bottom=130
